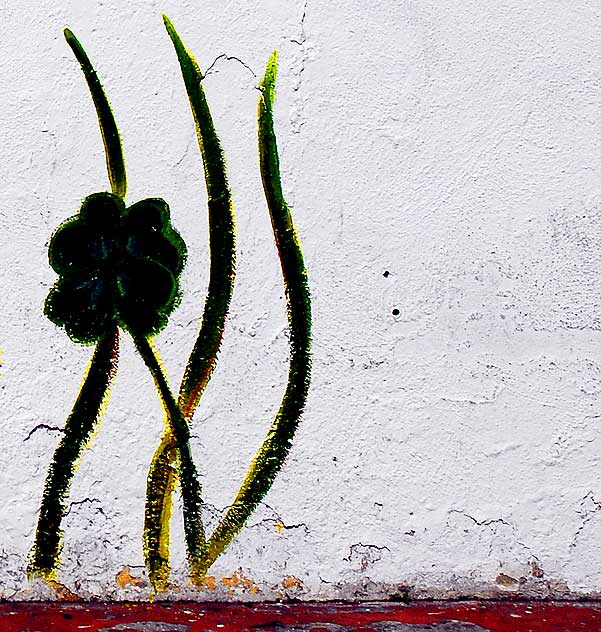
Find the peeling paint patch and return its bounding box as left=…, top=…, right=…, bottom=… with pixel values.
left=220, top=570, right=260, bottom=595
left=202, top=575, right=217, bottom=591
left=282, top=576, right=304, bottom=591
left=47, top=580, right=80, bottom=601
left=115, top=567, right=146, bottom=589
left=494, top=573, right=519, bottom=589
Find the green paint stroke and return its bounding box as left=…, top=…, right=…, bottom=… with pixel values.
left=198, top=51, right=312, bottom=575
left=28, top=326, right=119, bottom=579
left=143, top=16, right=236, bottom=591
left=29, top=29, right=125, bottom=581
left=133, top=334, right=207, bottom=578
left=64, top=29, right=127, bottom=200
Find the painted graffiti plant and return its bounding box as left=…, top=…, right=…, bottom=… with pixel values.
left=28, top=27, right=206, bottom=581
left=29, top=17, right=312, bottom=593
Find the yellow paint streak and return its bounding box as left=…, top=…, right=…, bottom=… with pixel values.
left=145, top=434, right=178, bottom=593
left=143, top=342, right=179, bottom=594
left=72, top=344, right=117, bottom=476
left=275, top=522, right=284, bottom=535
left=147, top=340, right=214, bottom=591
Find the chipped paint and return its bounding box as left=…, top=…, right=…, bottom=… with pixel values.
left=46, top=580, right=80, bottom=602
left=201, top=575, right=217, bottom=591
left=282, top=576, right=304, bottom=591
left=115, top=567, right=146, bottom=589
left=220, top=570, right=260, bottom=595
left=494, top=574, right=519, bottom=589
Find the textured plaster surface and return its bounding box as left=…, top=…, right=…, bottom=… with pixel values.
left=3, top=0, right=601, bottom=600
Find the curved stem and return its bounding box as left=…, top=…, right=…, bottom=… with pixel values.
left=163, top=17, right=235, bottom=415
left=132, top=333, right=207, bottom=578
left=64, top=28, right=127, bottom=199
left=199, top=52, right=312, bottom=575
left=28, top=325, right=119, bottom=580
left=29, top=28, right=128, bottom=583
left=144, top=15, right=236, bottom=591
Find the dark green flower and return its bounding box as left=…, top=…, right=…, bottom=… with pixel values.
left=45, top=192, right=187, bottom=344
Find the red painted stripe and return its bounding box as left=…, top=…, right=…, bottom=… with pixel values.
left=1, top=601, right=600, bottom=632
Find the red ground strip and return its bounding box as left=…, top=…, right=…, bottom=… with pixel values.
left=2, top=601, right=601, bottom=632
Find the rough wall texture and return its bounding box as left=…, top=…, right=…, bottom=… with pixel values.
left=3, top=0, right=601, bottom=600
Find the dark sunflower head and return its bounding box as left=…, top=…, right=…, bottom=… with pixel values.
left=45, top=192, right=187, bottom=344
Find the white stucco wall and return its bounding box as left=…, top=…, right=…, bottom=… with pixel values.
left=3, top=0, right=601, bottom=600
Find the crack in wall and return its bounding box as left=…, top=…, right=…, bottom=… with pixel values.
left=23, top=423, right=63, bottom=441
left=248, top=503, right=310, bottom=535
left=173, top=134, right=194, bottom=169
left=344, top=543, right=391, bottom=572
left=571, top=491, right=601, bottom=548
left=447, top=510, right=511, bottom=529
left=288, top=0, right=311, bottom=134
left=202, top=53, right=257, bottom=81
left=64, top=497, right=102, bottom=517
left=446, top=510, right=538, bottom=564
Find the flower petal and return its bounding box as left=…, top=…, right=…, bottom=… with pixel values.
left=125, top=229, right=186, bottom=276
left=116, top=258, right=179, bottom=336
left=123, top=198, right=170, bottom=232
left=79, top=192, right=124, bottom=231
left=44, top=276, right=115, bottom=344
left=48, top=218, right=116, bottom=276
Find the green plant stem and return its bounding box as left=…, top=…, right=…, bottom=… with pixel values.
left=132, top=333, right=207, bottom=575
left=162, top=17, right=235, bottom=414
left=143, top=15, right=236, bottom=591
left=64, top=28, right=127, bottom=199
left=198, top=51, right=312, bottom=575
left=29, top=31, right=126, bottom=583
left=28, top=325, right=119, bottom=579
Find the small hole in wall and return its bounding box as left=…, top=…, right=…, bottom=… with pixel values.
left=383, top=270, right=390, bottom=277
left=392, top=308, right=399, bottom=316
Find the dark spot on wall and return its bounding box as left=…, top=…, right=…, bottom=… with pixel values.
left=392, top=308, right=399, bottom=316
left=383, top=270, right=390, bottom=277
left=385, top=584, right=412, bottom=603
left=496, top=573, right=519, bottom=588
left=530, top=559, right=545, bottom=578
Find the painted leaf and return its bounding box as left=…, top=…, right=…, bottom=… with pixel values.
left=143, top=16, right=236, bottom=591
left=64, top=29, right=127, bottom=200
left=199, top=51, right=312, bottom=574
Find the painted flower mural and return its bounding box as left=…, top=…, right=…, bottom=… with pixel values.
left=45, top=193, right=187, bottom=343
left=28, top=16, right=312, bottom=594
left=28, top=25, right=206, bottom=585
